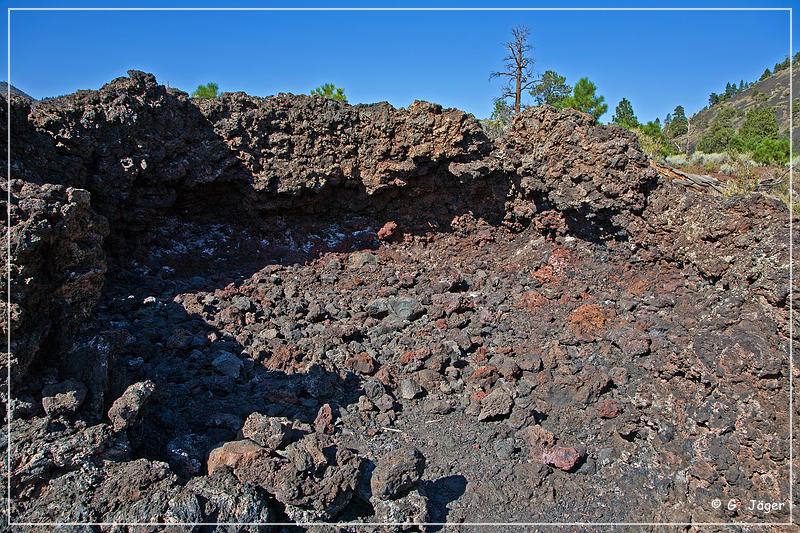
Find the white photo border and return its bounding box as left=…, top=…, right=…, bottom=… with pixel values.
left=4, top=4, right=795, bottom=528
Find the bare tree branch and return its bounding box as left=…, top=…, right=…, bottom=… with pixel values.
left=490, top=26, right=538, bottom=114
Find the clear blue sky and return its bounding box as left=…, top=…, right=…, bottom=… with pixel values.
left=2, top=0, right=796, bottom=123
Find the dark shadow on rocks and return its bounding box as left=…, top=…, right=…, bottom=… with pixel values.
left=420, top=474, right=468, bottom=528
left=98, top=296, right=365, bottom=477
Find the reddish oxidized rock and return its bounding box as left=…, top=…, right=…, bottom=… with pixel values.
left=344, top=352, right=378, bottom=375
left=314, top=403, right=335, bottom=435
left=540, top=446, right=585, bottom=472
left=377, top=221, right=399, bottom=241
left=596, top=399, right=623, bottom=419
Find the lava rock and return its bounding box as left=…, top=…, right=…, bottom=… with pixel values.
left=377, top=221, right=399, bottom=241
left=107, top=380, right=156, bottom=431
left=388, top=297, right=425, bottom=321
left=540, top=446, right=585, bottom=472
left=41, top=379, right=88, bottom=417
left=399, top=378, right=424, bottom=400
left=241, top=413, right=292, bottom=451
left=207, top=439, right=265, bottom=475
left=596, top=399, right=623, bottom=419
left=314, top=403, right=335, bottom=435
left=212, top=351, right=243, bottom=379
left=371, top=446, right=426, bottom=500
left=477, top=387, right=514, bottom=421
left=372, top=490, right=430, bottom=527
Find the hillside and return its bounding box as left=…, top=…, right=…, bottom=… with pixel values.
left=0, top=81, right=35, bottom=101
left=676, top=65, right=798, bottom=152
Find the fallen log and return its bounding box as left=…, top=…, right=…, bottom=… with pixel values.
left=650, top=160, right=727, bottom=194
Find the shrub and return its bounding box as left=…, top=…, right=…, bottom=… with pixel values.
left=192, top=82, right=219, bottom=99
left=635, top=120, right=674, bottom=159
left=751, top=138, right=790, bottom=165
left=697, top=127, right=737, bottom=153
left=739, top=107, right=779, bottom=142
left=311, top=83, right=347, bottom=102
left=665, top=154, right=688, bottom=167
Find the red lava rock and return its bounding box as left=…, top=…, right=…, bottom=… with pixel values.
left=375, top=364, right=400, bottom=388
left=344, top=352, right=378, bottom=375
left=472, top=346, right=488, bottom=364
left=207, top=440, right=264, bottom=475
left=596, top=399, right=623, bottom=419
left=471, top=390, right=488, bottom=402
left=533, top=210, right=567, bottom=237
left=466, top=365, right=499, bottom=388
left=567, top=303, right=613, bottom=341
left=518, top=425, right=555, bottom=454
left=532, top=265, right=555, bottom=285
left=314, top=403, right=335, bottom=435
left=377, top=221, right=398, bottom=241
left=540, top=446, right=584, bottom=472
left=516, top=291, right=548, bottom=311
left=398, top=348, right=430, bottom=366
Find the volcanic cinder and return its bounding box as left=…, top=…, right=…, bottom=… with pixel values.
left=1, top=71, right=795, bottom=528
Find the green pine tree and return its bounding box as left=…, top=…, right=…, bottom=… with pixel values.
left=557, top=77, right=607, bottom=120
left=668, top=105, right=688, bottom=137
left=311, top=83, right=347, bottom=102
left=739, top=107, right=779, bottom=141
left=530, top=70, right=572, bottom=106
left=611, top=97, right=639, bottom=129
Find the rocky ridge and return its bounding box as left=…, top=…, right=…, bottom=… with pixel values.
left=1, top=71, right=795, bottom=529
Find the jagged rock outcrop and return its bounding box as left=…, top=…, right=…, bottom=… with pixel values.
left=196, top=93, right=492, bottom=195
left=495, top=106, right=660, bottom=235
left=629, top=183, right=790, bottom=305
left=2, top=181, right=108, bottom=383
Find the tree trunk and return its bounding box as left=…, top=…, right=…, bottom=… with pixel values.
left=515, top=62, right=522, bottom=114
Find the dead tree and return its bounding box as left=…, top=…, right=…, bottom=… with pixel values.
left=491, top=26, right=538, bottom=114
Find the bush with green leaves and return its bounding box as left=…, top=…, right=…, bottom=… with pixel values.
left=481, top=98, right=514, bottom=139
left=634, top=120, right=674, bottom=159
left=751, top=138, right=790, bottom=165
left=311, top=83, right=347, bottom=102
left=192, top=82, right=219, bottom=99
left=739, top=106, right=779, bottom=141
left=697, top=107, right=737, bottom=153
left=696, top=106, right=788, bottom=165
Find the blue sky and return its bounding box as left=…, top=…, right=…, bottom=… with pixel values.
left=2, top=1, right=796, bottom=123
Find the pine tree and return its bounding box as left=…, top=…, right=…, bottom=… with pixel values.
left=724, top=82, right=736, bottom=98
left=558, top=77, right=608, bottom=120
left=760, top=68, right=772, bottom=81
left=668, top=105, right=688, bottom=137
left=311, top=83, right=347, bottom=102
left=611, top=97, right=639, bottom=129
left=530, top=70, right=571, bottom=106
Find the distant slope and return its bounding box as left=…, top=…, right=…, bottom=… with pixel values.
left=0, top=82, right=35, bottom=101
left=677, top=66, right=798, bottom=152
